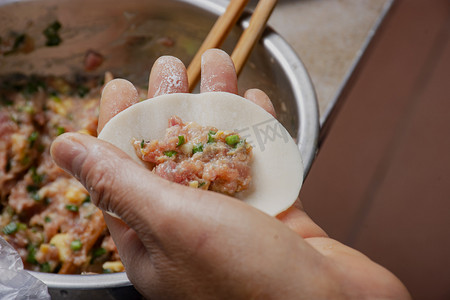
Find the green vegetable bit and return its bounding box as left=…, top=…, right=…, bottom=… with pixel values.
left=27, top=185, right=41, bottom=201
left=40, top=262, right=52, bottom=273
left=26, top=185, right=38, bottom=193
left=21, top=104, right=35, bottom=114
left=17, top=223, right=27, bottom=231
left=30, top=191, right=41, bottom=201
left=44, top=216, right=51, bottom=223
left=192, top=143, right=203, bottom=154
left=70, top=239, right=83, bottom=251
left=56, top=126, right=65, bottom=136
left=1, top=96, right=13, bottom=106
left=225, top=135, right=240, bottom=147
left=83, top=195, right=91, bottom=203
left=43, top=21, right=62, bottom=46
left=21, top=155, right=30, bottom=166
left=177, top=135, right=185, bottom=147
left=50, top=94, right=62, bottom=103
left=164, top=150, right=177, bottom=157
left=28, top=131, right=39, bottom=147
left=31, top=167, right=45, bottom=184
left=207, top=131, right=216, bottom=143
left=92, top=247, right=107, bottom=258
left=65, top=204, right=79, bottom=212
left=140, top=139, right=145, bottom=149
left=22, top=78, right=46, bottom=96
left=2, top=222, right=18, bottom=235
left=26, top=244, right=38, bottom=264
left=4, top=34, right=25, bottom=55
left=77, top=85, right=90, bottom=98
left=91, top=247, right=107, bottom=263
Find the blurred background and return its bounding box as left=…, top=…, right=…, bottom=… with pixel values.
left=300, top=0, right=450, bottom=299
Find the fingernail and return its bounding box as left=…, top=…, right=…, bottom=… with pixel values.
left=50, top=133, right=87, bottom=176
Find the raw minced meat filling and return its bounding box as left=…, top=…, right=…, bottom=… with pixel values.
left=0, top=75, right=122, bottom=274
left=1, top=75, right=253, bottom=274
left=134, top=115, right=253, bottom=195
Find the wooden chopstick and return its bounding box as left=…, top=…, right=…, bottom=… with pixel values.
left=187, top=0, right=277, bottom=92
left=231, top=0, right=278, bottom=76
left=187, top=0, right=249, bottom=92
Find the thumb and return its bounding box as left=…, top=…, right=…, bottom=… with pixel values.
left=50, top=132, right=181, bottom=231
left=49, top=132, right=239, bottom=236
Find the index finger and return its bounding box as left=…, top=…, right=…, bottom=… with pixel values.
left=97, top=79, right=139, bottom=134
left=200, top=49, right=238, bottom=94
left=148, top=56, right=189, bottom=98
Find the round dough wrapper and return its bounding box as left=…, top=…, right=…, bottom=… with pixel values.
left=98, top=92, right=303, bottom=216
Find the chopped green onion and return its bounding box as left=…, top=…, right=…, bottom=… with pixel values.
left=92, top=247, right=106, bottom=258
left=0, top=96, right=13, bottom=106
left=43, top=21, right=62, bottom=46
left=40, top=262, right=51, bottom=273
left=26, top=185, right=39, bottom=193
left=30, top=191, right=41, bottom=202
left=28, top=131, right=39, bottom=147
left=17, top=223, right=27, bottom=231
left=31, top=167, right=44, bottom=184
left=65, top=204, right=79, bottom=212
left=192, top=143, right=203, bottom=154
left=70, top=239, right=82, bottom=251
left=2, top=222, right=18, bottom=235
left=177, top=135, right=185, bottom=147
left=22, top=78, right=46, bottom=96
left=207, top=131, right=216, bottom=143
left=236, top=139, right=246, bottom=148
left=50, top=94, right=62, bottom=103
left=83, top=195, right=91, bottom=203
left=56, top=126, right=65, bottom=136
left=77, top=85, right=90, bottom=98
left=164, top=150, right=177, bottom=157
left=44, top=216, right=51, bottom=223
left=21, top=155, right=30, bottom=165
left=4, top=34, right=26, bottom=55
left=21, top=104, right=35, bottom=114
left=225, top=135, right=240, bottom=147
left=198, top=182, right=206, bottom=188
left=140, top=139, right=145, bottom=149
left=5, top=206, right=14, bottom=216
left=26, top=244, right=38, bottom=264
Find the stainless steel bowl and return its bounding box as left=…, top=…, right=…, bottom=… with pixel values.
left=0, top=0, right=319, bottom=298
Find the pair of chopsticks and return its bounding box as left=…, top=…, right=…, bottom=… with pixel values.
left=187, top=0, right=278, bottom=92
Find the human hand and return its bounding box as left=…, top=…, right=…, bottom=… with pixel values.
left=51, top=49, right=410, bottom=299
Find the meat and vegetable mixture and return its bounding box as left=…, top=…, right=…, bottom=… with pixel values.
left=0, top=75, right=253, bottom=275
left=134, top=115, right=253, bottom=195
left=0, top=75, right=122, bottom=274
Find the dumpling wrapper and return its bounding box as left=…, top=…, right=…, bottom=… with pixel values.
left=98, top=92, right=303, bottom=216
